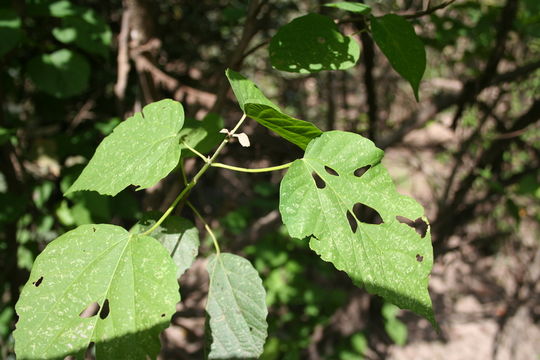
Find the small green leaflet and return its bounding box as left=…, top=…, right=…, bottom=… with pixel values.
left=269, top=13, right=360, bottom=73
left=279, top=131, right=436, bottom=325
left=66, top=99, right=184, bottom=196
left=27, top=49, right=90, bottom=98
left=226, top=69, right=322, bottom=150
left=206, top=253, right=268, bottom=359
left=371, top=14, right=426, bottom=101
left=131, top=212, right=199, bottom=278
left=324, top=2, right=371, bottom=14
left=14, top=224, right=179, bottom=359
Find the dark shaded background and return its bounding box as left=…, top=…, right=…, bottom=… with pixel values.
left=1, top=0, right=539, bottom=358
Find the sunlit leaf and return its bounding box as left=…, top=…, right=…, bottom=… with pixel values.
left=371, top=14, right=426, bottom=100
left=226, top=69, right=322, bottom=149
left=324, top=2, right=371, bottom=14
left=279, top=131, right=435, bottom=325
left=270, top=13, right=360, bottom=73
left=206, top=253, right=268, bottom=359
left=14, top=224, right=179, bottom=359
left=66, top=99, right=184, bottom=196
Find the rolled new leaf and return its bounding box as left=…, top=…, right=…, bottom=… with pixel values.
left=279, top=131, right=436, bottom=326
left=66, top=99, right=184, bottom=196
left=14, top=224, right=179, bottom=359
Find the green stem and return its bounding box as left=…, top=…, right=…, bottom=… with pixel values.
left=187, top=201, right=220, bottom=255
left=182, top=141, right=208, bottom=163
left=141, top=114, right=247, bottom=236
left=211, top=162, right=292, bottom=173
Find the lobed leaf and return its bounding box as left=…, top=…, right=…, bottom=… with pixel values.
left=14, top=224, right=179, bottom=359
left=371, top=14, right=426, bottom=100
left=131, top=213, right=199, bottom=278
left=269, top=13, right=360, bottom=73
left=279, top=131, right=436, bottom=325
left=206, top=253, right=268, bottom=359
left=66, top=99, right=184, bottom=196
left=226, top=69, right=322, bottom=150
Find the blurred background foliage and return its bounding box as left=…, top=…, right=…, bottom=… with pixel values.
left=1, top=0, right=539, bottom=359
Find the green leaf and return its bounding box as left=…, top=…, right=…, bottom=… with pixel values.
left=245, top=104, right=324, bottom=150
left=0, top=8, right=23, bottom=57
left=27, top=49, right=90, bottom=98
left=206, top=253, right=268, bottom=359
left=269, top=13, right=360, bottom=73
left=371, top=14, right=426, bottom=100
left=131, top=213, right=199, bottom=278
left=179, top=113, right=225, bottom=158
left=52, top=8, right=112, bottom=58
left=279, top=131, right=435, bottom=325
left=66, top=99, right=184, bottom=196
left=226, top=69, right=322, bottom=150
left=324, top=2, right=371, bottom=14
left=48, top=0, right=80, bottom=17
left=14, top=224, right=179, bottom=359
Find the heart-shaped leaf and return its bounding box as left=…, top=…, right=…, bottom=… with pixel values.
left=66, top=99, right=184, bottom=196
left=14, top=224, right=179, bottom=359
left=279, top=131, right=435, bottom=325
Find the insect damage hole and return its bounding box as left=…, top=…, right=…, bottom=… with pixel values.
left=353, top=203, right=383, bottom=225
left=99, top=299, right=110, bottom=319
left=79, top=302, right=100, bottom=318
left=346, top=210, right=358, bottom=233
left=312, top=172, right=326, bottom=189
left=354, top=165, right=371, bottom=178
left=416, top=254, right=424, bottom=262
left=32, top=276, right=43, bottom=287
left=396, top=216, right=428, bottom=238
left=324, top=165, right=339, bottom=176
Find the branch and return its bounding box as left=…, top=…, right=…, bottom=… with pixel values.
left=402, top=0, right=456, bottom=19
left=451, top=0, right=519, bottom=129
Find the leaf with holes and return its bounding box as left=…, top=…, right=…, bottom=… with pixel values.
left=130, top=212, right=199, bottom=278
left=226, top=69, right=322, bottom=150
left=66, top=99, right=184, bottom=196
left=206, top=253, right=268, bottom=359
left=14, top=224, right=179, bottom=359
left=279, top=131, right=435, bottom=325
left=270, top=13, right=360, bottom=73
left=371, top=14, right=426, bottom=100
